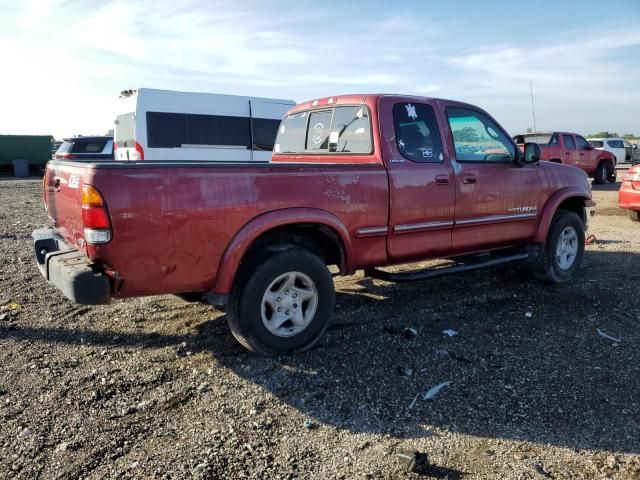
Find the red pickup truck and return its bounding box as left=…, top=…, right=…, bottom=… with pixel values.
left=34, top=94, right=595, bottom=354
left=514, top=131, right=616, bottom=184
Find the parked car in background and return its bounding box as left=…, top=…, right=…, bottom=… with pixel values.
left=619, top=164, right=640, bottom=221
left=587, top=137, right=626, bottom=165
left=114, top=88, right=295, bottom=162
left=515, top=131, right=616, bottom=184
left=623, top=140, right=633, bottom=162
left=55, top=136, right=114, bottom=160
left=631, top=143, right=640, bottom=165
left=35, top=94, right=595, bottom=355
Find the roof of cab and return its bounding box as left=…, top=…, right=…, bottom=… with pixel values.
left=286, top=94, right=484, bottom=116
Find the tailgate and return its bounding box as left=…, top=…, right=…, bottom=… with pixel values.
left=44, top=161, right=91, bottom=249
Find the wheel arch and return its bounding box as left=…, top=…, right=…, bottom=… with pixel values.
left=212, top=208, right=352, bottom=295
left=534, top=189, right=590, bottom=243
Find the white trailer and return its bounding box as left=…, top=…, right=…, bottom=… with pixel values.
left=114, top=88, right=295, bottom=162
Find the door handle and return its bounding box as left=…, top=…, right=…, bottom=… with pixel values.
left=564, top=152, right=570, bottom=155
left=435, top=175, right=450, bottom=185
left=53, top=178, right=61, bottom=192
left=463, top=176, right=477, bottom=184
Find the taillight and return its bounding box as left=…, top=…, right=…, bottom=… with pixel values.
left=622, top=171, right=640, bottom=182
left=42, top=173, right=47, bottom=211
left=55, top=152, right=76, bottom=159
left=135, top=142, right=144, bottom=160
left=81, top=184, right=111, bottom=244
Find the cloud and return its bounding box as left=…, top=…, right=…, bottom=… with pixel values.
left=446, top=26, right=640, bottom=133
left=0, top=1, right=638, bottom=138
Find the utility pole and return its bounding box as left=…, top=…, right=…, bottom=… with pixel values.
left=530, top=82, right=537, bottom=133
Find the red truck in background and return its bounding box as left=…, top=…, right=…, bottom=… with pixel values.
left=514, top=132, right=616, bottom=184
left=34, top=94, right=595, bottom=355
left=619, top=164, right=640, bottom=221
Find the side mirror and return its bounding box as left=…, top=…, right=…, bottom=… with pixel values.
left=523, top=142, right=542, bottom=164
left=634, top=145, right=638, bottom=150
left=585, top=144, right=594, bottom=150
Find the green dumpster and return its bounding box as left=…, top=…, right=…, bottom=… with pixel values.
left=0, top=135, right=53, bottom=174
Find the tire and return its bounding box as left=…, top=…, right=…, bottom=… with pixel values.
left=630, top=210, right=640, bottom=222
left=226, top=248, right=335, bottom=355
left=593, top=160, right=613, bottom=184
left=531, top=210, right=585, bottom=284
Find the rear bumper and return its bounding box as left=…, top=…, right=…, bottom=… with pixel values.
left=32, top=228, right=111, bottom=305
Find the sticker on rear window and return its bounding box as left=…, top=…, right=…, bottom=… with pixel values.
left=405, top=104, right=417, bottom=120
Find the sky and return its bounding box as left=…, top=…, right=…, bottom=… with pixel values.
left=1, top=0, right=639, bottom=139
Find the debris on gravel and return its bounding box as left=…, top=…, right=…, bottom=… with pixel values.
left=1, top=179, right=639, bottom=479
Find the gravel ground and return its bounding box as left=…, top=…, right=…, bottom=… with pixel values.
left=1, top=177, right=639, bottom=479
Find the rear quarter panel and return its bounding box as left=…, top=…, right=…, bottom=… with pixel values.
left=87, top=163, right=389, bottom=297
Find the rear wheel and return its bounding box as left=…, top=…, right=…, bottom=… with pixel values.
left=630, top=210, right=640, bottom=222
left=226, top=248, right=335, bottom=355
left=531, top=210, right=585, bottom=283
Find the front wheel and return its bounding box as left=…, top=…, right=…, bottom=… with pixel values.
left=226, top=248, right=335, bottom=355
left=532, top=210, right=585, bottom=283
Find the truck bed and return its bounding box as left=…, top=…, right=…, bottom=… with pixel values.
left=44, top=160, right=389, bottom=297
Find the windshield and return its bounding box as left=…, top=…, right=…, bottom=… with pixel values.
left=115, top=113, right=135, bottom=148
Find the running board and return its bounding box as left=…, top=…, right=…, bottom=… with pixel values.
left=364, top=252, right=529, bottom=283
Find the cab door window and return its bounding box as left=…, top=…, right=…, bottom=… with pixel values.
left=446, top=108, right=514, bottom=162
left=562, top=134, right=576, bottom=149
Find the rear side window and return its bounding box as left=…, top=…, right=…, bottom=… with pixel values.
left=447, top=108, right=514, bottom=162
left=146, top=112, right=250, bottom=149
left=393, top=103, right=443, bottom=162
left=607, top=140, right=624, bottom=148
left=71, top=141, right=107, bottom=153
left=563, top=135, right=576, bottom=149
left=252, top=118, right=281, bottom=151
left=115, top=113, right=135, bottom=148
left=590, top=140, right=604, bottom=148
left=274, top=106, right=372, bottom=154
